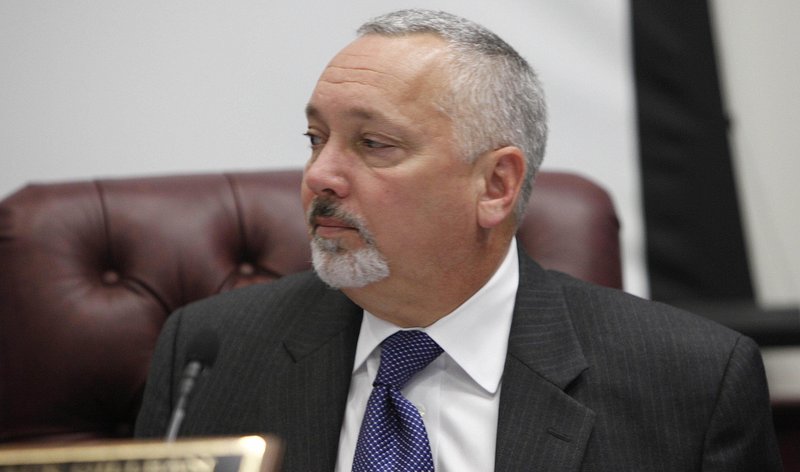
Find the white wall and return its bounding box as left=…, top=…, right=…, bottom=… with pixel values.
left=710, top=0, right=800, bottom=308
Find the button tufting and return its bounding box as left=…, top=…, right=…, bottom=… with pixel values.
left=238, top=263, right=255, bottom=276
left=101, top=271, right=120, bottom=285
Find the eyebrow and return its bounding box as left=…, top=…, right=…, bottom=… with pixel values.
left=305, top=103, right=320, bottom=119
left=305, top=103, right=387, bottom=123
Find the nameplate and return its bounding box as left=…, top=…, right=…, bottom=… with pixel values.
left=0, top=436, right=282, bottom=472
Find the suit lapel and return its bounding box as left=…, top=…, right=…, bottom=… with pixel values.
left=277, top=285, right=362, bottom=471
left=495, top=251, right=595, bottom=471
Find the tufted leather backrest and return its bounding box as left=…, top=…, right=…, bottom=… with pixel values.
left=0, top=169, right=620, bottom=443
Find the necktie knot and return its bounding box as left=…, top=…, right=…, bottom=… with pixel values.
left=374, top=330, right=443, bottom=390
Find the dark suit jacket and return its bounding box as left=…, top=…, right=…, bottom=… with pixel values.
left=135, top=250, right=782, bottom=471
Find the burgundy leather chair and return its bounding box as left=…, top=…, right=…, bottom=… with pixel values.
left=0, top=169, right=621, bottom=443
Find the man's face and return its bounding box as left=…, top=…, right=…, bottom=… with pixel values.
left=301, top=34, right=483, bottom=292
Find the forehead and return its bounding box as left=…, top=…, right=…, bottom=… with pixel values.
left=308, top=34, right=451, bottom=117
left=325, top=33, right=449, bottom=79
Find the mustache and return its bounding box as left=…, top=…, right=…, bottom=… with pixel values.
left=308, top=198, right=374, bottom=243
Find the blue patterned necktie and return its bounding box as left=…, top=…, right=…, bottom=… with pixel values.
left=352, top=330, right=443, bottom=472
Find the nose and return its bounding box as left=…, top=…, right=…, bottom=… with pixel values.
left=302, top=141, right=351, bottom=199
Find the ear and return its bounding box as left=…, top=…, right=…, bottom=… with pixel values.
left=476, top=146, right=526, bottom=229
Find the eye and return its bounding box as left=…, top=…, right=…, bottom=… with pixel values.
left=361, top=138, right=392, bottom=149
left=304, top=131, right=324, bottom=147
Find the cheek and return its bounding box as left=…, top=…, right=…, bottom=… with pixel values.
left=359, top=189, right=417, bottom=240
left=369, top=183, right=472, bottom=242
left=406, top=173, right=476, bottom=216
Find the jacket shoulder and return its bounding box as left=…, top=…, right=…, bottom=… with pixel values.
left=547, top=269, right=743, bottom=346
left=164, top=270, right=343, bottom=340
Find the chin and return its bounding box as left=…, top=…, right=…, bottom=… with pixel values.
left=310, top=239, right=390, bottom=288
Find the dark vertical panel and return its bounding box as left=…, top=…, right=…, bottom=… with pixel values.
left=631, top=0, right=753, bottom=302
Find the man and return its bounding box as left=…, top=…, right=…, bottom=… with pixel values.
left=135, top=9, right=781, bottom=471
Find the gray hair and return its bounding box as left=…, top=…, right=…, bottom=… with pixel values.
left=357, top=9, right=548, bottom=221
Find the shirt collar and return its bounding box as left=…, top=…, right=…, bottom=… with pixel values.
left=352, top=239, right=519, bottom=395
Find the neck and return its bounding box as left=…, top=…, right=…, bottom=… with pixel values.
left=343, top=238, right=514, bottom=328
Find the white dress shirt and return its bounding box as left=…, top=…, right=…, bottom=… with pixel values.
left=335, top=240, right=519, bottom=472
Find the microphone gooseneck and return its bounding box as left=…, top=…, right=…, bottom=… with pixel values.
left=165, top=329, right=219, bottom=442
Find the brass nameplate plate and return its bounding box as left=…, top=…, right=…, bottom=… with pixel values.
left=0, top=436, right=282, bottom=472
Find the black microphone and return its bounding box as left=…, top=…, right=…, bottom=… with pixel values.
left=165, top=329, right=219, bottom=442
